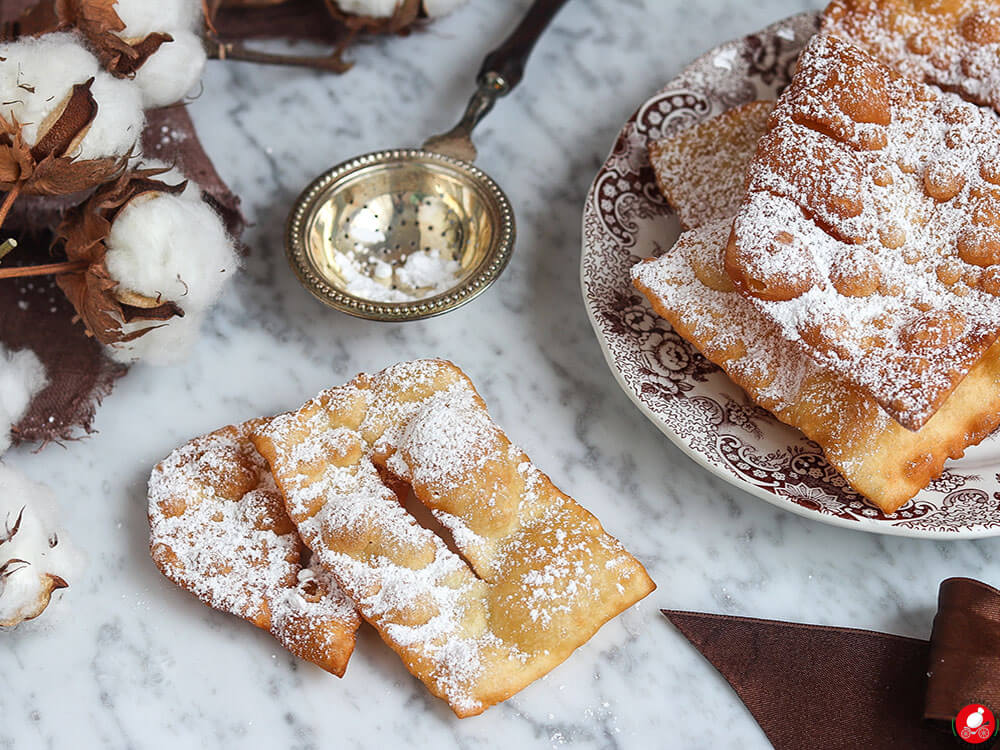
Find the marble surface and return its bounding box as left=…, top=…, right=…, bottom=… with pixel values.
left=5, top=1, right=997, bottom=747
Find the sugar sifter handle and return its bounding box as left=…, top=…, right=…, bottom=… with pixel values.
left=478, top=0, right=572, bottom=93
left=423, top=0, right=572, bottom=161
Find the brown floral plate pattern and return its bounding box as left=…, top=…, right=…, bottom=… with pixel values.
left=581, top=11, right=1000, bottom=538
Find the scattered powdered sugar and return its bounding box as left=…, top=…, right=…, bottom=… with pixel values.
left=729, top=34, right=1000, bottom=428
left=712, top=48, right=739, bottom=71
left=254, top=359, right=652, bottom=715
left=432, top=508, right=488, bottom=555
left=336, top=248, right=463, bottom=303
left=387, top=387, right=499, bottom=492
left=822, top=0, right=1000, bottom=112
left=147, top=424, right=358, bottom=657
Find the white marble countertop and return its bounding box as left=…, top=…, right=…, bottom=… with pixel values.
left=6, top=1, right=999, bottom=747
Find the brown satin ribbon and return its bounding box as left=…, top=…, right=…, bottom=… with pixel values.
left=664, top=577, right=1000, bottom=749
left=927, top=578, right=1000, bottom=723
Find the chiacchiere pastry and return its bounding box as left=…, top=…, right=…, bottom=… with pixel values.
left=634, top=59, right=1000, bottom=513
left=648, top=100, right=774, bottom=230
left=822, top=0, right=1000, bottom=112
left=634, top=220, right=1000, bottom=514
left=725, top=34, right=1000, bottom=431
left=148, top=422, right=361, bottom=677
left=250, top=359, right=655, bottom=718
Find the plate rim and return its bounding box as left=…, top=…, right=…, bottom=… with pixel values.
left=579, top=10, right=1000, bottom=540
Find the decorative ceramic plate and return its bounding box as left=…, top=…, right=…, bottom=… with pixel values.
left=581, top=11, right=1000, bottom=539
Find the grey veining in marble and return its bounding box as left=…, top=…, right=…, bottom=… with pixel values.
left=5, top=1, right=995, bottom=747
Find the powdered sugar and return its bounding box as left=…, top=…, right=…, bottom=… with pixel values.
left=634, top=219, right=848, bottom=429
left=649, top=100, right=773, bottom=229
left=632, top=214, right=1000, bottom=510
left=335, top=248, right=462, bottom=303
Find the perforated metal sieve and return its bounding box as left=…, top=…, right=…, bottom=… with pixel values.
left=286, top=0, right=570, bottom=321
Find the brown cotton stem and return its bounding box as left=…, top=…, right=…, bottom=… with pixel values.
left=0, top=184, right=21, bottom=231
left=208, top=40, right=351, bottom=72
left=0, top=260, right=88, bottom=280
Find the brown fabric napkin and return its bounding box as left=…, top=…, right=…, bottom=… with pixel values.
left=664, top=578, right=1000, bottom=749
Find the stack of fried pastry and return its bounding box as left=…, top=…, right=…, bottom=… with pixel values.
left=148, top=359, right=654, bottom=717
left=633, top=22, right=1000, bottom=515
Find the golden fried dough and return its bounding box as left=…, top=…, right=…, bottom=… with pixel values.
left=250, top=360, right=655, bottom=718
left=148, top=423, right=360, bottom=677
left=726, top=34, right=1000, bottom=430
left=823, top=0, right=1000, bottom=112
left=634, top=219, right=1000, bottom=513
left=649, top=100, right=774, bottom=230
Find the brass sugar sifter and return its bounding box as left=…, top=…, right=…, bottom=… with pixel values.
left=285, top=0, right=570, bottom=321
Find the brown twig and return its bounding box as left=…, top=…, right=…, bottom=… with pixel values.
left=0, top=260, right=87, bottom=280
left=202, top=0, right=221, bottom=36
left=208, top=40, right=352, bottom=72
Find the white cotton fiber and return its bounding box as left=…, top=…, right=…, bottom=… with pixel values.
left=109, top=311, right=206, bottom=365
left=0, top=346, right=47, bottom=455
left=76, top=72, right=145, bottom=161
left=132, top=30, right=207, bottom=108
left=334, top=0, right=401, bottom=18
left=113, top=0, right=204, bottom=38
left=102, top=165, right=239, bottom=366
left=105, top=192, right=238, bottom=311
left=0, top=33, right=99, bottom=146
left=0, top=33, right=144, bottom=159
left=422, top=0, right=468, bottom=17
left=0, top=464, right=83, bottom=628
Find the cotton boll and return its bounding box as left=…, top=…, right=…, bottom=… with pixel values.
left=0, top=464, right=83, bottom=628
left=113, top=0, right=204, bottom=38
left=75, top=72, right=145, bottom=161
left=109, top=311, right=205, bottom=365
left=0, top=34, right=144, bottom=160
left=132, top=30, right=207, bottom=109
left=105, top=193, right=238, bottom=311
left=0, top=346, right=47, bottom=455
left=0, top=33, right=99, bottom=147
left=422, top=0, right=468, bottom=17
left=334, top=0, right=401, bottom=18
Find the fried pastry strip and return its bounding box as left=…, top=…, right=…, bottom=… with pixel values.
left=148, top=422, right=360, bottom=677
left=250, top=359, right=655, bottom=717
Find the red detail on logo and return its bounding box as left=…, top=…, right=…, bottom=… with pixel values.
left=955, top=704, right=997, bottom=744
